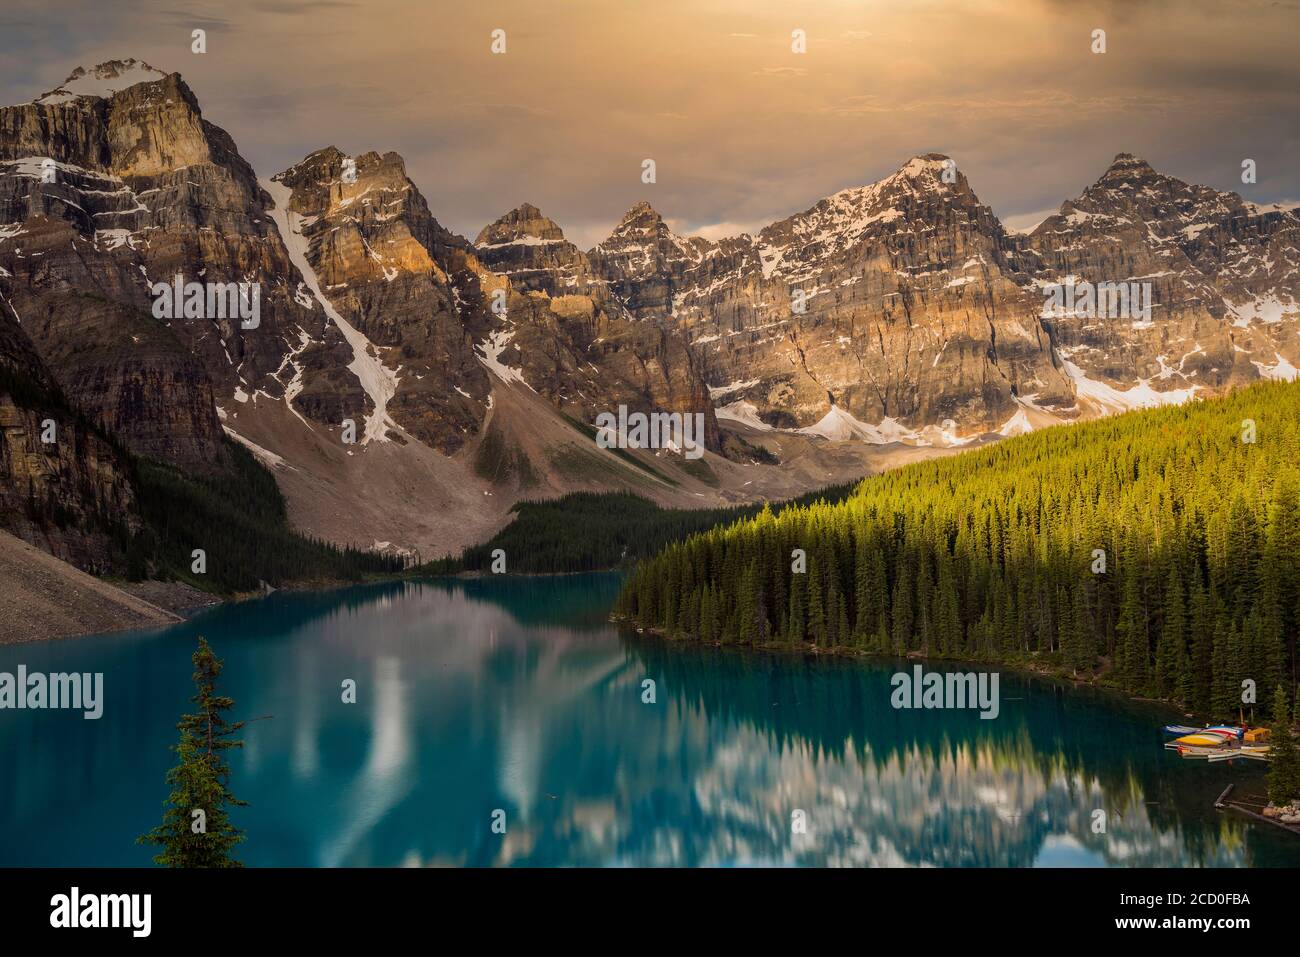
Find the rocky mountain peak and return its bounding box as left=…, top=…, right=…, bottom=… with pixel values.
left=892, top=152, right=953, bottom=180
left=606, top=200, right=670, bottom=240
left=475, top=203, right=566, bottom=247
left=871, top=152, right=987, bottom=210
left=276, top=145, right=347, bottom=180
left=3, top=60, right=236, bottom=180
left=34, top=59, right=168, bottom=104
left=1098, top=152, right=1158, bottom=184
left=273, top=147, right=430, bottom=236
left=1063, top=152, right=1247, bottom=231
left=276, top=147, right=410, bottom=185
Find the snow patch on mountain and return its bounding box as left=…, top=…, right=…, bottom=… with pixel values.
left=997, top=408, right=1035, bottom=437
left=797, top=405, right=916, bottom=444
left=222, top=425, right=293, bottom=470
left=34, top=60, right=166, bottom=104
left=475, top=325, right=532, bottom=389
left=262, top=177, right=400, bottom=444
left=1061, top=356, right=1199, bottom=413
left=714, top=400, right=773, bottom=432
left=1227, top=292, right=1296, bottom=326
left=1253, top=352, right=1299, bottom=382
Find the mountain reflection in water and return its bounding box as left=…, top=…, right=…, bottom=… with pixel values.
left=0, top=575, right=1292, bottom=867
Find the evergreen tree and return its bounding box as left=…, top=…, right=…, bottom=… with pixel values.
left=891, top=561, right=913, bottom=655
left=1267, top=685, right=1299, bottom=808
left=139, top=638, right=246, bottom=867
left=1155, top=566, right=1185, bottom=699
left=787, top=568, right=806, bottom=645
left=807, top=558, right=826, bottom=646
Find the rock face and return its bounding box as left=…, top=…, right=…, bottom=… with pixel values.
left=589, top=154, right=1300, bottom=441
left=1025, top=153, right=1300, bottom=411
left=0, top=59, right=729, bottom=565
left=473, top=202, right=719, bottom=451
left=590, top=156, right=1074, bottom=441
left=3, top=59, right=1297, bottom=563
left=0, top=60, right=331, bottom=468
left=0, top=305, right=141, bottom=573
left=269, top=152, right=719, bottom=455
left=270, top=147, right=491, bottom=452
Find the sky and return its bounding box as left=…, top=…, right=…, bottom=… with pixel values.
left=2, top=0, right=1298, bottom=248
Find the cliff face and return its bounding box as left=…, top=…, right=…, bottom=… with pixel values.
left=0, top=305, right=141, bottom=574
left=590, top=153, right=1299, bottom=439
left=0, top=60, right=331, bottom=468
left=591, top=156, right=1071, bottom=440
left=474, top=203, right=719, bottom=450
left=269, top=150, right=720, bottom=456
left=0, top=59, right=739, bottom=565
left=3, top=58, right=1297, bottom=564
left=1025, top=154, right=1300, bottom=411
left=270, top=147, right=491, bottom=452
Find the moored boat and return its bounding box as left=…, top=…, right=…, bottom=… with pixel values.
left=1165, top=729, right=1238, bottom=750
left=1162, top=722, right=1271, bottom=761
left=1207, top=745, right=1271, bottom=763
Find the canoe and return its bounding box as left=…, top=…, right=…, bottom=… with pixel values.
left=1163, top=725, right=1201, bottom=735
left=1174, top=732, right=1237, bottom=747
left=1208, top=746, right=1270, bottom=763
left=1207, top=749, right=1244, bottom=763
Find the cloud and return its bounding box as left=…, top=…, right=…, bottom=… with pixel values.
left=0, top=0, right=1295, bottom=247
left=667, top=218, right=765, bottom=241
left=1000, top=207, right=1061, bottom=234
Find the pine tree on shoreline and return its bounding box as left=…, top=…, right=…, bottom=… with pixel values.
left=1267, top=685, right=1299, bottom=809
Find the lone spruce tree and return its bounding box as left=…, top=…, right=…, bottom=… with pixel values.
left=1266, top=685, right=1299, bottom=809
left=139, top=637, right=247, bottom=866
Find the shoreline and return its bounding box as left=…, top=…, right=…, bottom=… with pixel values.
left=614, top=615, right=1194, bottom=721
left=0, top=531, right=181, bottom=645
left=9, top=566, right=620, bottom=644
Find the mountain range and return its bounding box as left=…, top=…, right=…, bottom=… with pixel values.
left=1, top=60, right=1297, bottom=568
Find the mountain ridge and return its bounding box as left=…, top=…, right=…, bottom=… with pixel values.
left=2, top=59, right=1297, bottom=566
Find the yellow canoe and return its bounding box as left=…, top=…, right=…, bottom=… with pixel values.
left=1175, top=732, right=1235, bottom=747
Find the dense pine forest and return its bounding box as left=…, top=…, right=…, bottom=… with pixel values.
left=616, top=380, right=1300, bottom=720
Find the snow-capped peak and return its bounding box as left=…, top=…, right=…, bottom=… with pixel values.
left=892, top=153, right=954, bottom=181
left=34, top=59, right=167, bottom=105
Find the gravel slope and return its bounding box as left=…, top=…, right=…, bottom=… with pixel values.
left=0, top=530, right=180, bottom=644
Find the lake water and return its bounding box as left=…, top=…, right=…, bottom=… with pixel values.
left=1, top=574, right=1296, bottom=867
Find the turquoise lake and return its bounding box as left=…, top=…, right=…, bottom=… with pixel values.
left=2, top=573, right=1297, bottom=867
